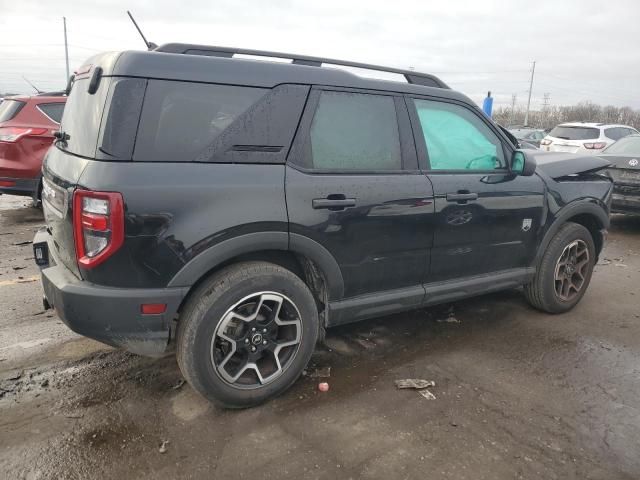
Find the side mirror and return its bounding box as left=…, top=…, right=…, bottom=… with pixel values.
left=511, top=150, right=536, bottom=176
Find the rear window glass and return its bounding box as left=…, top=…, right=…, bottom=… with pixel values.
left=133, top=80, right=266, bottom=162
left=0, top=100, right=25, bottom=123
left=58, top=78, right=110, bottom=157
left=549, top=126, right=599, bottom=140
left=37, top=103, right=65, bottom=123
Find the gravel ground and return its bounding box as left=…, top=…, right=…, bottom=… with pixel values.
left=1, top=193, right=639, bottom=480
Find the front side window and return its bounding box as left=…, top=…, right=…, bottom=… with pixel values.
left=413, top=99, right=505, bottom=171
left=308, top=91, right=401, bottom=171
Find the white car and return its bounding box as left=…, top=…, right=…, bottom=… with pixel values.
left=541, top=122, right=639, bottom=155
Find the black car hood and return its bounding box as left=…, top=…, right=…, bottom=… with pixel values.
left=598, top=154, right=640, bottom=170
left=532, top=151, right=611, bottom=178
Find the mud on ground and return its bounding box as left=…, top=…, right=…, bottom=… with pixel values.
left=1, top=194, right=639, bottom=480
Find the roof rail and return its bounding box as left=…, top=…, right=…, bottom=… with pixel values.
left=36, top=91, right=66, bottom=97
left=154, top=43, right=449, bottom=89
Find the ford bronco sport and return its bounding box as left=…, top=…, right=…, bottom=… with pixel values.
left=33, top=44, right=613, bottom=407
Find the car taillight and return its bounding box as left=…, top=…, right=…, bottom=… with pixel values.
left=0, top=127, right=48, bottom=142
left=540, top=139, right=552, bottom=146
left=73, top=189, right=124, bottom=268
left=583, top=142, right=607, bottom=150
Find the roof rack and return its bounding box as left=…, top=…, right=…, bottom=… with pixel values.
left=154, top=43, right=449, bottom=89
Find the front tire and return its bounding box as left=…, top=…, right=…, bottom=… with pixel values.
left=176, top=261, right=319, bottom=408
left=524, top=222, right=596, bottom=313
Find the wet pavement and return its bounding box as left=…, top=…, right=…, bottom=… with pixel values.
left=1, top=193, right=639, bottom=479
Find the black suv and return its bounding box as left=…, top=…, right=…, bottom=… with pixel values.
left=34, top=44, right=612, bottom=407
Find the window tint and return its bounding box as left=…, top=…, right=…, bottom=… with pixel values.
left=308, top=91, right=401, bottom=170
left=602, top=135, right=640, bottom=155
left=58, top=78, right=110, bottom=158
left=37, top=103, right=65, bottom=123
left=413, top=99, right=505, bottom=171
left=134, top=80, right=266, bottom=162
left=0, top=99, right=25, bottom=122
left=550, top=126, right=599, bottom=140
left=605, top=127, right=626, bottom=141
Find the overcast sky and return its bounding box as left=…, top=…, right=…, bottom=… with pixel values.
left=1, top=0, right=638, bottom=109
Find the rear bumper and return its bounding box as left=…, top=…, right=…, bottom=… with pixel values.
left=0, top=176, right=39, bottom=197
left=34, top=228, right=188, bottom=356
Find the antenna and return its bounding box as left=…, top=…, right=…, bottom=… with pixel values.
left=127, top=11, right=157, bottom=50
left=22, top=76, right=43, bottom=94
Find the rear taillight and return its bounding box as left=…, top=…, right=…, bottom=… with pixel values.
left=540, top=139, right=552, bottom=146
left=0, top=127, right=48, bottom=142
left=73, top=190, right=124, bottom=268
left=584, top=142, right=607, bottom=150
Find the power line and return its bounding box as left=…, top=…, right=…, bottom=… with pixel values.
left=524, top=61, right=536, bottom=126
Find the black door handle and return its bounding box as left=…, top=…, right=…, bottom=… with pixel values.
left=446, top=192, right=478, bottom=203
left=312, top=196, right=356, bottom=210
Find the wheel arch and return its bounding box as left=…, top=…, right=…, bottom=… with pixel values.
left=535, top=200, right=609, bottom=267
left=169, top=232, right=344, bottom=329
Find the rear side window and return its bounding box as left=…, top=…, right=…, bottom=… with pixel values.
left=413, top=99, right=506, bottom=171
left=549, top=126, right=599, bottom=140
left=605, top=127, right=632, bottom=141
left=133, top=81, right=266, bottom=162
left=308, top=91, right=401, bottom=170
left=37, top=103, right=65, bottom=123
left=0, top=100, right=25, bottom=122
left=603, top=135, right=640, bottom=154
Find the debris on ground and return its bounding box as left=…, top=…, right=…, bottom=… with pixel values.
left=597, top=258, right=612, bottom=266
left=12, top=266, right=25, bottom=271
left=4, top=370, right=23, bottom=381
left=159, top=440, right=169, bottom=454
left=318, top=382, right=330, bottom=392
left=614, top=263, right=627, bottom=268
left=12, top=241, right=32, bottom=246
left=171, top=380, right=185, bottom=390
left=395, top=379, right=437, bottom=400
left=436, top=306, right=460, bottom=324
left=308, top=367, right=331, bottom=378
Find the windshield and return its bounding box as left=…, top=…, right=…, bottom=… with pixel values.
left=603, top=135, right=640, bottom=155
left=549, top=125, right=599, bottom=140
left=0, top=99, right=25, bottom=123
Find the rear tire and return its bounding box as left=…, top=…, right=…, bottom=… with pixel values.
left=176, top=261, right=319, bottom=408
left=524, top=222, right=596, bottom=313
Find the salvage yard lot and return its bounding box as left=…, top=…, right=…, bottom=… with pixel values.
left=1, top=194, right=639, bottom=480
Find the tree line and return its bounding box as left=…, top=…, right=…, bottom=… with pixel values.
left=493, top=102, right=640, bottom=131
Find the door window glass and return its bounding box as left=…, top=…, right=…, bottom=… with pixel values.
left=412, top=99, right=506, bottom=171
left=309, top=91, right=401, bottom=170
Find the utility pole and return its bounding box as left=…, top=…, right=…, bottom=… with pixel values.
left=63, top=17, right=70, bottom=82
left=509, top=93, right=517, bottom=126
left=524, top=60, right=536, bottom=127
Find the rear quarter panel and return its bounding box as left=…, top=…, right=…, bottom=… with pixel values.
left=76, top=162, right=288, bottom=288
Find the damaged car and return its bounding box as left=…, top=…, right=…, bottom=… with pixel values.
left=599, top=134, right=640, bottom=215
left=33, top=44, right=613, bottom=407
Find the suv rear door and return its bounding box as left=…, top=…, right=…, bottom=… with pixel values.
left=286, top=87, right=435, bottom=305
left=406, top=97, right=545, bottom=283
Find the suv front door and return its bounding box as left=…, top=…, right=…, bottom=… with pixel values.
left=286, top=87, right=435, bottom=309
left=407, top=97, right=546, bottom=283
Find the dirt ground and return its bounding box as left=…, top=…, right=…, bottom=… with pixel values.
left=1, top=193, right=639, bottom=480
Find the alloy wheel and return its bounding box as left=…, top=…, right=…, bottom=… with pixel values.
left=210, top=292, right=302, bottom=389
left=554, top=239, right=590, bottom=302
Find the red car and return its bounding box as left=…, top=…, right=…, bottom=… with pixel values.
left=0, top=93, right=66, bottom=204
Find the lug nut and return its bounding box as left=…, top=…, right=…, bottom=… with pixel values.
left=251, top=346, right=256, bottom=352
left=251, top=327, right=256, bottom=332
left=263, top=340, right=267, bottom=345
left=262, top=328, right=267, bottom=333
left=244, top=339, right=249, bottom=344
